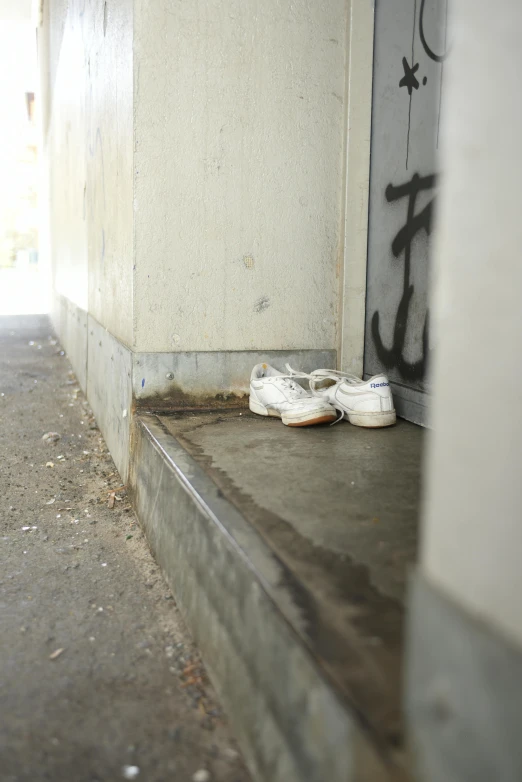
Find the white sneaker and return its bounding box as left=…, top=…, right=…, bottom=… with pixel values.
left=286, top=366, right=396, bottom=428
left=249, top=364, right=337, bottom=427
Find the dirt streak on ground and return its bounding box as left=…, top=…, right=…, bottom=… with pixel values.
left=0, top=316, right=251, bottom=782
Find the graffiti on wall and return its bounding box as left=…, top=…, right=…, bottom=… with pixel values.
left=419, top=0, right=450, bottom=63
left=371, top=173, right=436, bottom=383
left=400, top=0, right=449, bottom=169
left=369, top=0, right=449, bottom=387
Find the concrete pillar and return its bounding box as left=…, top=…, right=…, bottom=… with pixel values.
left=407, top=2, right=522, bottom=780
left=133, top=0, right=347, bottom=356
left=43, top=0, right=349, bottom=480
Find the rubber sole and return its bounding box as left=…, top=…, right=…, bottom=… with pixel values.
left=249, top=398, right=336, bottom=427
left=286, top=414, right=337, bottom=427
left=346, top=410, right=396, bottom=428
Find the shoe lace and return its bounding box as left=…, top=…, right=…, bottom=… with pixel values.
left=285, top=365, right=354, bottom=425
left=274, top=375, right=308, bottom=399
left=330, top=408, right=345, bottom=426
left=285, top=364, right=360, bottom=389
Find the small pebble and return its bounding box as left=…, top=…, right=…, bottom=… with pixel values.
left=42, top=432, right=61, bottom=444
left=122, top=766, right=140, bottom=780
left=192, top=771, right=211, bottom=782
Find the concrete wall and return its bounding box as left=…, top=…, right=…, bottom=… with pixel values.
left=46, top=0, right=349, bottom=354
left=42, top=0, right=350, bottom=476
left=363, top=0, right=448, bottom=425
left=44, top=0, right=133, bottom=346
left=420, top=0, right=522, bottom=649
left=46, top=0, right=88, bottom=312
left=133, top=0, right=347, bottom=353
left=402, top=9, right=522, bottom=780
left=86, top=0, right=133, bottom=346
left=42, top=0, right=134, bottom=479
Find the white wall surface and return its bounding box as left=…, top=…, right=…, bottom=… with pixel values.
left=47, top=4, right=88, bottom=312
left=421, top=0, right=522, bottom=648
left=44, top=0, right=133, bottom=346
left=0, top=0, right=32, bottom=22
left=133, top=0, right=347, bottom=353
left=46, top=0, right=349, bottom=354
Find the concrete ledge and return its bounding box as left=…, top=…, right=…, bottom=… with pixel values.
left=50, top=292, right=338, bottom=481
left=51, top=293, right=88, bottom=391
left=130, top=414, right=411, bottom=782
left=133, top=349, right=337, bottom=410
left=407, top=574, right=522, bottom=782
left=87, top=316, right=132, bottom=483
left=50, top=295, right=132, bottom=482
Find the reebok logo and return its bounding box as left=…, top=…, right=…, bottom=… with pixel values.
left=370, top=382, right=389, bottom=388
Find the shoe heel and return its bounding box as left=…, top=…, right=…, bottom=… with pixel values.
left=347, top=411, right=396, bottom=428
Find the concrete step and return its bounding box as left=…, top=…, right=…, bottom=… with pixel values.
left=129, top=411, right=422, bottom=782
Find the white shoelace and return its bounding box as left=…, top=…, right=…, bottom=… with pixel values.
left=285, top=365, right=359, bottom=424
left=271, top=374, right=308, bottom=400
left=285, top=365, right=360, bottom=391
left=271, top=374, right=347, bottom=425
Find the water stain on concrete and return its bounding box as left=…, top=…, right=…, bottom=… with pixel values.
left=161, top=410, right=423, bottom=762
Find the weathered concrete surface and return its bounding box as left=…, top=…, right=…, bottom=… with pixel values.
left=407, top=574, right=522, bottom=782
left=131, top=410, right=420, bottom=782
left=163, top=412, right=421, bottom=604
left=51, top=293, right=88, bottom=392
left=133, top=0, right=347, bottom=354
left=43, top=0, right=134, bottom=346
left=364, top=0, right=447, bottom=416
left=134, top=349, right=336, bottom=409
left=0, top=317, right=250, bottom=782
left=420, top=0, right=522, bottom=654
left=87, top=315, right=132, bottom=484
left=44, top=0, right=347, bottom=357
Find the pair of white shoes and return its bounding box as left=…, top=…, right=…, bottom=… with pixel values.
left=249, top=363, right=396, bottom=428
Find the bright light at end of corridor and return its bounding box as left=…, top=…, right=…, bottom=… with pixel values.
left=0, top=16, right=49, bottom=315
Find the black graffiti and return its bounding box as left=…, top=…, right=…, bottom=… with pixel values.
left=371, top=173, right=436, bottom=383
left=399, top=57, right=420, bottom=95
left=419, top=0, right=449, bottom=63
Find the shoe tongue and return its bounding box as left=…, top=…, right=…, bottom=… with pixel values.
left=314, top=377, right=337, bottom=390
